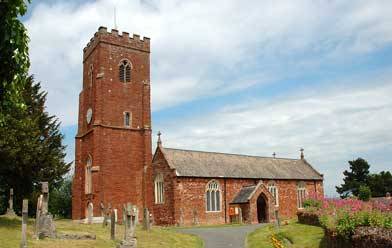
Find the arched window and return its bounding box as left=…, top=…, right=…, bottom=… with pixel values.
left=297, top=181, right=307, bottom=209
left=206, top=180, right=221, bottom=212
left=85, top=155, right=92, bottom=194
left=119, top=60, right=131, bottom=83
left=154, top=174, right=164, bottom=204
left=268, top=181, right=279, bottom=206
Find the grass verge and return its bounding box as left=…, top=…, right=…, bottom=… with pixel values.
left=246, top=221, right=325, bottom=248
left=0, top=216, right=203, bottom=248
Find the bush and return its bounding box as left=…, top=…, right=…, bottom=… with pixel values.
left=358, top=185, right=372, bottom=201
left=303, top=198, right=322, bottom=209
left=48, top=178, right=72, bottom=218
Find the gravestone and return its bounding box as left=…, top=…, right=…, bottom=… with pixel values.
left=20, top=199, right=28, bottom=248
left=87, top=202, right=93, bottom=224
left=36, top=182, right=56, bottom=239
left=118, top=203, right=137, bottom=248
left=103, top=203, right=111, bottom=227
left=34, top=195, right=43, bottom=238
left=6, top=188, right=16, bottom=216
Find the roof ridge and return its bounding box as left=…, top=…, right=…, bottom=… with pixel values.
left=162, top=147, right=300, bottom=161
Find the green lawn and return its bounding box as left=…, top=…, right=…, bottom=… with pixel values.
left=246, top=221, right=326, bottom=248
left=0, top=216, right=203, bottom=248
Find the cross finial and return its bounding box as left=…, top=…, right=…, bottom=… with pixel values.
left=272, top=152, right=276, bottom=158
left=157, top=131, right=162, bottom=146
left=300, top=148, right=304, bottom=160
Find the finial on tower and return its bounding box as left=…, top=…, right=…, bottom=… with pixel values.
left=272, top=152, right=276, bottom=158
left=300, top=148, right=304, bottom=160
left=157, top=131, right=162, bottom=146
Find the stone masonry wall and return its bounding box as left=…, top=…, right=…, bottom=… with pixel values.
left=72, top=27, right=153, bottom=221
left=152, top=153, right=324, bottom=226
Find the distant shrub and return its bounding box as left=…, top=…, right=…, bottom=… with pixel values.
left=358, top=185, right=372, bottom=201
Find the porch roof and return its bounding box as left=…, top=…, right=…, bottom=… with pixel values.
left=231, top=185, right=257, bottom=204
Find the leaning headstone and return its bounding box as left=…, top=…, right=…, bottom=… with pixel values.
left=110, top=210, right=116, bottom=240
left=36, top=182, right=56, bottom=239
left=143, top=208, right=150, bottom=231
left=34, top=195, right=43, bottom=238
left=118, top=203, right=137, bottom=248
left=6, top=188, right=16, bottom=216
left=20, top=199, right=28, bottom=248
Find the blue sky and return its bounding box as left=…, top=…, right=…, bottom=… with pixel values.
left=23, top=0, right=392, bottom=197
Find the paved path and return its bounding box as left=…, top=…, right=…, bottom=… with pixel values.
left=177, top=224, right=264, bottom=248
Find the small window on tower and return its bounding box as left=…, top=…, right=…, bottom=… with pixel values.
left=124, top=112, right=131, bottom=127
left=119, top=60, right=131, bottom=83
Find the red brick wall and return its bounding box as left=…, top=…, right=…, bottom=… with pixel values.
left=72, top=27, right=153, bottom=221
left=152, top=151, right=324, bottom=226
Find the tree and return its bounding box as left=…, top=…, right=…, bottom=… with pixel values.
left=358, top=185, right=371, bottom=201
left=0, top=76, right=71, bottom=214
left=49, top=178, right=72, bottom=218
left=336, top=158, right=370, bottom=198
left=368, top=171, right=392, bottom=197
left=0, top=0, right=31, bottom=121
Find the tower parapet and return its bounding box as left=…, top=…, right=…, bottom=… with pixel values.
left=83, top=26, right=150, bottom=61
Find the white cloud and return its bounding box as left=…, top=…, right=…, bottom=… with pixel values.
left=155, top=75, right=392, bottom=196
left=24, top=0, right=392, bottom=126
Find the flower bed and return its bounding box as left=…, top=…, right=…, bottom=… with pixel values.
left=297, top=197, right=392, bottom=248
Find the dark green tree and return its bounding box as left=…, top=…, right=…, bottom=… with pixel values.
left=336, top=158, right=370, bottom=198
left=49, top=178, right=72, bottom=218
left=0, top=76, right=71, bottom=214
left=368, top=171, right=392, bottom=197
left=0, top=0, right=31, bottom=121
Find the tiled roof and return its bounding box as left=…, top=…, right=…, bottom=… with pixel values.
left=159, top=147, right=323, bottom=180
left=231, top=185, right=257, bottom=204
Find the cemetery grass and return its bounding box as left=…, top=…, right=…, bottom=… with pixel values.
left=0, top=216, right=203, bottom=248
left=246, top=221, right=325, bottom=248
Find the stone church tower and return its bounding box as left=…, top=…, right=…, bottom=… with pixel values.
left=72, top=27, right=153, bottom=221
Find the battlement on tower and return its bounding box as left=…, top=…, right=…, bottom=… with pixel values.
left=83, top=26, right=150, bottom=61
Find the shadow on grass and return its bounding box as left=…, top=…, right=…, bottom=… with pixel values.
left=0, top=216, right=21, bottom=229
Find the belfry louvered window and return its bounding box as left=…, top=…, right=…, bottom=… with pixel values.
left=206, top=180, right=221, bottom=212
left=297, top=181, right=307, bottom=209
left=119, top=60, right=131, bottom=83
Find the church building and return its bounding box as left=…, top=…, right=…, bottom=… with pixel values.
left=72, top=27, right=324, bottom=225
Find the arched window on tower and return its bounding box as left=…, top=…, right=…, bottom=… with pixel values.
left=154, top=174, right=164, bottom=204
left=206, top=180, right=221, bottom=212
left=119, top=60, right=131, bottom=83
left=297, top=181, right=307, bottom=209
left=268, top=181, right=279, bottom=206
left=85, top=155, right=93, bottom=194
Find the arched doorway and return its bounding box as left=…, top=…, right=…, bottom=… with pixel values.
left=257, top=193, right=267, bottom=223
